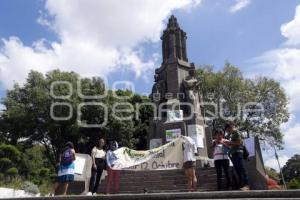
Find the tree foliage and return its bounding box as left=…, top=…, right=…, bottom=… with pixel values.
left=287, top=179, right=300, bottom=189
left=0, top=70, right=152, bottom=169
left=196, top=63, right=289, bottom=148
left=265, top=166, right=280, bottom=181
left=0, top=144, right=21, bottom=176
left=283, top=154, right=300, bottom=182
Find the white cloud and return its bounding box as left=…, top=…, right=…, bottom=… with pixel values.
left=265, top=154, right=289, bottom=171
left=284, top=123, right=300, bottom=149
left=250, top=5, right=300, bottom=169
left=0, top=0, right=201, bottom=89
left=281, top=5, right=300, bottom=46
left=253, top=48, right=300, bottom=112
left=250, top=5, right=300, bottom=113
left=229, top=0, right=251, bottom=13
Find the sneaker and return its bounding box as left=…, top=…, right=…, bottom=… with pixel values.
left=240, top=185, right=250, bottom=191
left=86, top=192, right=93, bottom=196
left=92, top=193, right=97, bottom=196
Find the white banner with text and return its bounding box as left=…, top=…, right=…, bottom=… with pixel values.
left=109, top=136, right=192, bottom=170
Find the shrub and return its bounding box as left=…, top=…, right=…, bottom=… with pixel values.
left=0, top=158, right=12, bottom=172
left=39, top=168, right=50, bottom=177
left=0, top=176, right=23, bottom=189
left=21, top=181, right=40, bottom=194
left=29, top=170, right=38, bottom=178
left=0, top=144, right=21, bottom=161
left=38, top=181, right=53, bottom=195
left=287, top=179, right=300, bottom=189
left=6, top=167, right=18, bottom=177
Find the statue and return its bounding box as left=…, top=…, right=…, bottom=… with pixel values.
left=183, top=68, right=201, bottom=116
left=151, top=74, right=166, bottom=103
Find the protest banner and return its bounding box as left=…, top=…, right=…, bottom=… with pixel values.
left=109, top=136, right=192, bottom=170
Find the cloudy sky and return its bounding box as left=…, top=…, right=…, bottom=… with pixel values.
left=1, top=0, right=300, bottom=170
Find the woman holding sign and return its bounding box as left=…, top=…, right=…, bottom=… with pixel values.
left=183, top=136, right=198, bottom=192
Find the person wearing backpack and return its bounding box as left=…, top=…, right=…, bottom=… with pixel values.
left=212, top=128, right=231, bottom=191
left=224, top=122, right=249, bottom=191
left=52, top=141, right=76, bottom=196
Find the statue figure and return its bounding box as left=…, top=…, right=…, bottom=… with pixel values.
left=151, top=74, right=166, bottom=103
left=183, top=68, right=201, bottom=115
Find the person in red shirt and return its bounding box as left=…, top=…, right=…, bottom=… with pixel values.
left=266, top=175, right=281, bottom=190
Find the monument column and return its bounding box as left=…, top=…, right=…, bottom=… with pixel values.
left=149, top=15, right=210, bottom=162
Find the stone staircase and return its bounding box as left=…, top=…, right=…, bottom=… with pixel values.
left=98, top=167, right=220, bottom=193
left=2, top=190, right=300, bottom=200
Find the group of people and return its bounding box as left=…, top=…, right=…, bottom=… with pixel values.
left=52, top=121, right=249, bottom=195
left=51, top=139, right=120, bottom=196
left=182, top=121, right=250, bottom=192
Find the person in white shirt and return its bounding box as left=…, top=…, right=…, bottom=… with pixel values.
left=183, top=136, right=198, bottom=192
left=212, top=128, right=231, bottom=191
left=87, top=138, right=106, bottom=195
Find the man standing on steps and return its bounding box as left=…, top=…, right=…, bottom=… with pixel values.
left=224, top=122, right=250, bottom=191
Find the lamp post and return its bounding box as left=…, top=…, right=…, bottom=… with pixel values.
left=274, top=146, right=287, bottom=189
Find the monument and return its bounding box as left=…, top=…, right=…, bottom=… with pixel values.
left=149, top=15, right=211, bottom=159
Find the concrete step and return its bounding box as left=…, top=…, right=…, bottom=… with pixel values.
left=2, top=190, right=300, bottom=200
left=98, top=167, right=225, bottom=194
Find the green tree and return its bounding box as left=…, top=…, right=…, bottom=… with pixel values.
left=0, top=69, right=152, bottom=169
left=283, top=154, right=300, bottom=182
left=19, top=145, right=54, bottom=185
left=196, top=63, right=289, bottom=148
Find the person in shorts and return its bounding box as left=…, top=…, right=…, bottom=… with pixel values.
left=183, top=136, right=198, bottom=192
left=52, top=142, right=76, bottom=196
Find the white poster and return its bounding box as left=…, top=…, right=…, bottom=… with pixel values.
left=74, top=156, right=86, bottom=175
left=150, top=138, right=163, bottom=149
left=165, top=128, right=181, bottom=142
left=167, top=110, right=183, bottom=122
left=244, top=137, right=255, bottom=157
left=188, top=124, right=204, bottom=148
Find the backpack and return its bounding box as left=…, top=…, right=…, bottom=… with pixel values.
left=61, top=148, right=74, bottom=164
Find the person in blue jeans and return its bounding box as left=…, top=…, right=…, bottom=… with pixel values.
left=224, top=122, right=249, bottom=191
